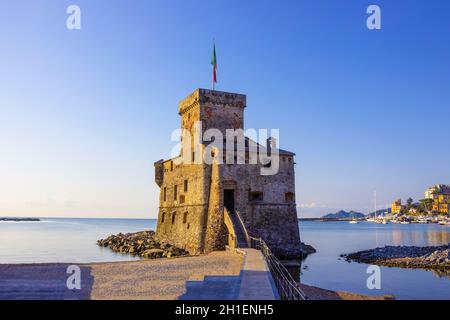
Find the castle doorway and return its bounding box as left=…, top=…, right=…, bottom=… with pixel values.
left=224, top=189, right=235, bottom=214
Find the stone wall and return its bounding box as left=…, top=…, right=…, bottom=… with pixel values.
left=204, top=159, right=228, bottom=252
left=247, top=204, right=302, bottom=259
left=179, top=89, right=246, bottom=136
left=155, top=160, right=208, bottom=255
left=219, top=153, right=301, bottom=258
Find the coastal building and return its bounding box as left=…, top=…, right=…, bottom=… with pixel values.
left=425, top=184, right=450, bottom=200
left=432, top=194, right=450, bottom=215
left=426, top=185, right=450, bottom=215
left=391, top=199, right=403, bottom=214
left=153, top=89, right=302, bottom=259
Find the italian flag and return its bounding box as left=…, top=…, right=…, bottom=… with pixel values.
left=211, top=42, right=217, bottom=88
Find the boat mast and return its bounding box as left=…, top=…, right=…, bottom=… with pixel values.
left=374, top=190, right=377, bottom=219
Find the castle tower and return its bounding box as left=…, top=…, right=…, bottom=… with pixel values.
left=155, top=89, right=302, bottom=259
left=179, top=89, right=246, bottom=135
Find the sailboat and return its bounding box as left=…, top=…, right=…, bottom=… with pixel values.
left=366, top=196, right=375, bottom=222
left=374, top=191, right=383, bottom=223
left=382, top=205, right=389, bottom=224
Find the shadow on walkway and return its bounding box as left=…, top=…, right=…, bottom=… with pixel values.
left=179, top=275, right=241, bottom=300
left=0, top=264, right=94, bottom=300
left=180, top=269, right=278, bottom=300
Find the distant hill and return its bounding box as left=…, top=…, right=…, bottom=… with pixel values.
left=367, top=208, right=391, bottom=217
left=322, top=210, right=365, bottom=219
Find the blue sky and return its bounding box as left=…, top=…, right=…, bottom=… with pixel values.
left=1, top=0, right=449, bottom=218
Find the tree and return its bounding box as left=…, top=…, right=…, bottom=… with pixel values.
left=418, top=199, right=433, bottom=214
left=407, top=197, right=414, bottom=207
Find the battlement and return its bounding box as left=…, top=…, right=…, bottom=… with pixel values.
left=178, top=89, right=246, bottom=116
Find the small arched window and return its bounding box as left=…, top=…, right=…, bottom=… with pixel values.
left=183, top=212, right=188, bottom=224
left=161, top=212, right=166, bottom=223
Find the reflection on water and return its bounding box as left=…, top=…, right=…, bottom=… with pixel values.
left=299, top=221, right=450, bottom=300
left=390, top=228, right=450, bottom=246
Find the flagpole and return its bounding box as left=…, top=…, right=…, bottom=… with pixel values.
left=212, top=39, right=216, bottom=91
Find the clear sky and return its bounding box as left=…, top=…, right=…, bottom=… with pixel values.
left=1, top=0, right=449, bottom=218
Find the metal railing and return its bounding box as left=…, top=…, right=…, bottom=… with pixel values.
left=234, top=210, right=251, bottom=247
left=249, top=236, right=308, bottom=300
left=232, top=211, right=307, bottom=300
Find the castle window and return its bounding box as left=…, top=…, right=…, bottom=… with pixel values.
left=249, top=191, right=263, bottom=201
left=174, top=185, right=178, bottom=201
left=285, top=192, right=294, bottom=202
left=184, top=180, right=188, bottom=192
left=172, top=212, right=176, bottom=224
left=163, top=187, right=167, bottom=202
left=263, top=161, right=272, bottom=168
left=161, top=212, right=165, bottom=223
left=183, top=212, right=188, bottom=224
left=179, top=195, right=185, bottom=204
left=170, top=161, right=174, bottom=171
left=192, top=151, right=195, bottom=163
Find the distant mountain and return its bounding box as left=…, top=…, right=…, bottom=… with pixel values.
left=367, top=208, right=391, bottom=217
left=322, top=210, right=365, bottom=219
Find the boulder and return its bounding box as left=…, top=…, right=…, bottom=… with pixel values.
left=141, top=249, right=164, bottom=259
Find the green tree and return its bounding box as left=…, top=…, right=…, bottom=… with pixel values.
left=407, top=197, right=414, bottom=207
left=418, top=199, right=433, bottom=215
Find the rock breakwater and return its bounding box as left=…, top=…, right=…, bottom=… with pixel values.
left=343, top=244, right=450, bottom=274
left=97, top=231, right=189, bottom=259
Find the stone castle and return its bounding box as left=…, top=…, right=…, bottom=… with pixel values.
left=154, top=89, right=302, bottom=259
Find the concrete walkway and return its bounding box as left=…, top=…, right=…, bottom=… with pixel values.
left=0, top=252, right=243, bottom=300
left=180, top=249, right=278, bottom=300
left=238, top=249, right=278, bottom=300
left=0, top=250, right=278, bottom=300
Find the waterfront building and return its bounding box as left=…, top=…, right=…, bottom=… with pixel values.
left=426, top=185, right=450, bottom=214
left=425, top=184, right=450, bottom=200
left=153, top=89, right=302, bottom=259
left=391, top=199, right=403, bottom=214
left=432, top=194, right=450, bottom=214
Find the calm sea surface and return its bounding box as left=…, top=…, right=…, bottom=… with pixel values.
left=0, top=218, right=449, bottom=299
left=299, top=221, right=450, bottom=300
left=0, top=218, right=156, bottom=264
